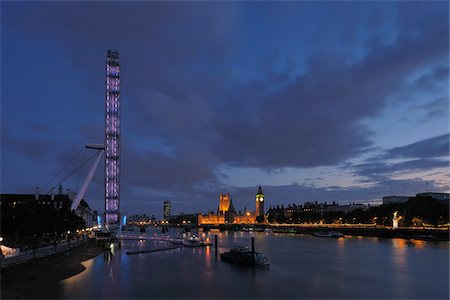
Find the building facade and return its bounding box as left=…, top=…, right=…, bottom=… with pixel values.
left=198, top=187, right=266, bottom=225
left=163, top=201, right=171, bottom=220
left=416, top=192, right=450, bottom=201
left=382, top=196, right=411, bottom=205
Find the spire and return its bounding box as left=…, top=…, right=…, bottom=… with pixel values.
left=257, top=185, right=263, bottom=194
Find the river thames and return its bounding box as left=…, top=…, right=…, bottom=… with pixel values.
left=58, top=230, right=449, bottom=299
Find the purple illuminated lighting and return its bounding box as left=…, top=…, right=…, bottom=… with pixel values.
left=105, top=50, right=120, bottom=227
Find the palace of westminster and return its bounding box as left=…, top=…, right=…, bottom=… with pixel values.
left=197, top=186, right=266, bottom=225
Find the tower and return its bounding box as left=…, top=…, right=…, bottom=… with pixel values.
left=105, top=50, right=121, bottom=229
left=163, top=201, right=171, bottom=220
left=255, top=185, right=264, bottom=223
left=219, top=193, right=231, bottom=214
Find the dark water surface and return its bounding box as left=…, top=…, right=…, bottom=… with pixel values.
left=59, top=230, right=449, bottom=299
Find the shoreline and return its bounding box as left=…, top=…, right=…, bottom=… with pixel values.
left=1, top=242, right=103, bottom=299
left=198, top=225, right=450, bottom=241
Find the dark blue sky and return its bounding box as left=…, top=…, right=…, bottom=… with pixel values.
left=1, top=1, right=449, bottom=218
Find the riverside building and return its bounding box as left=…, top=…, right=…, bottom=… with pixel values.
left=198, top=186, right=267, bottom=225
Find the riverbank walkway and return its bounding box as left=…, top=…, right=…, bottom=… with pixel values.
left=1, top=237, right=90, bottom=269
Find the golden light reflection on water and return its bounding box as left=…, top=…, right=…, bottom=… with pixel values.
left=335, top=236, right=347, bottom=268
left=392, top=238, right=407, bottom=270
left=393, top=238, right=406, bottom=248
left=409, top=239, right=425, bottom=249
left=57, top=235, right=449, bottom=299
left=60, top=257, right=95, bottom=291
left=204, top=246, right=212, bottom=270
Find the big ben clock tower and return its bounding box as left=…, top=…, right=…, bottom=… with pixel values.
left=255, top=185, right=265, bottom=223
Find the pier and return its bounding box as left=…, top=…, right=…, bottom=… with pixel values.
left=126, top=245, right=185, bottom=255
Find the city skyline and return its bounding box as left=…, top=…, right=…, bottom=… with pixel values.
left=1, top=2, right=449, bottom=217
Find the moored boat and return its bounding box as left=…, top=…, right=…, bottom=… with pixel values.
left=220, top=246, right=269, bottom=266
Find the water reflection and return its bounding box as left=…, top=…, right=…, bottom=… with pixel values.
left=103, top=248, right=113, bottom=263
left=58, top=233, right=449, bottom=299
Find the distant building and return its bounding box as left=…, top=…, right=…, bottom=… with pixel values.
left=0, top=191, right=93, bottom=227
left=326, top=203, right=367, bottom=213
left=128, top=214, right=151, bottom=223
left=1, top=192, right=71, bottom=210
left=382, top=196, right=411, bottom=205
left=416, top=192, right=449, bottom=202
left=92, top=210, right=99, bottom=226
left=74, top=200, right=93, bottom=227
left=167, top=213, right=198, bottom=225
left=198, top=186, right=266, bottom=225
left=163, top=201, right=171, bottom=220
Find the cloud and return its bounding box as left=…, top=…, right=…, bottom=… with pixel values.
left=353, top=158, right=448, bottom=182
left=224, top=176, right=445, bottom=211
left=410, top=97, right=449, bottom=122
left=2, top=2, right=448, bottom=214
left=384, top=134, right=449, bottom=159
left=1, top=129, right=52, bottom=162
left=411, top=66, right=449, bottom=92
left=213, top=10, right=448, bottom=168
left=346, top=134, right=449, bottom=188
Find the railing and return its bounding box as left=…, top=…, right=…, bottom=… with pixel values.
left=1, top=237, right=89, bottom=269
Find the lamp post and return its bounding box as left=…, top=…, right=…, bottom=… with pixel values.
left=67, top=230, right=71, bottom=249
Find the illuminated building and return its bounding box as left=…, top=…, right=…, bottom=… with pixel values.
left=233, top=207, right=256, bottom=224
left=163, top=201, right=171, bottom=220
left=219, top=193, right=231, bottom=214
left=105, top=50, right=121, bottom=229
left=198, top=187, right=267, bottom=224
left=255, top=185, right=265, bottom=223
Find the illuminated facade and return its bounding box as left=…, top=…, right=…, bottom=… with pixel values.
left=255, top=185, right=264, bottom=222
left=219, top=193, right=231, bottom=213
left=198, top=188, right=267, bottom=225
left=198, top=213, right=226, bottom=225
left=105, top=50, right=121, bottom=228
